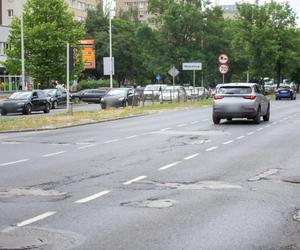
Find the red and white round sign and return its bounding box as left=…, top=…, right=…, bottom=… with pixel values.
left=218, top=54, right=229, bottom=64
left=219, top=64, right=229, bottom=74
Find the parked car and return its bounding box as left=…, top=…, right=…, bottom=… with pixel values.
left=101, top=88, right=139, bottom=109
left=162, top=86, right=186, bottom=102
left=0, top=90, right=51, bottom=116
left=275, top=85, right=296, bottom=100
left=183, top=86, right=194, bottom=99
left=142, top=84, right=167, bottom=101
left=43, top=88, right=67, bottom=109
left=212, top=83, right=270, bottom=124
left=80, top=89, right=109, bottom=103
left=71, top=89, right=89, bottom=102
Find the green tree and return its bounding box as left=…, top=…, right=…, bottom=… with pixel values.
left=5, top=0, right=84, bottom=88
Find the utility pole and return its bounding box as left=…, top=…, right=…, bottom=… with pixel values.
left=21, top=13, right=25, bottom=90
left=109, top=8, right=113, bottom=88
left=67, top=43, right=70, bottom=112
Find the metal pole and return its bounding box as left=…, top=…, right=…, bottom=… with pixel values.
left=173, top=75, right=175, bottom=88
left=21, top=13, right=25, bottom=90
left=222, top=74, right=225, bottom=84
left=193, top=70, right=196, bottom=88
left=67, top=43, right=70, bottom=112
left=247, top=71, right=249, bottom=83
left=201, top=70, right=204, bottom=87
left=109, top=11, right=113, bottom=89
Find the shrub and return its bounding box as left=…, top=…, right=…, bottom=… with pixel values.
left=77, top=80, right=117, bottom=90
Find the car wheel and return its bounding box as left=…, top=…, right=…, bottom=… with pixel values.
left=253, top=107, right=261, bottom=124
left=44, top=103, right=50, bottom=113
left=1, top=110, right=7, bottom=116
left=23, top=104, right=32, bottom=115
left=101, top=103, right=107, bottom=110
left=263, top=105, right=270, bottom=122
left=52, top=101, right=58, bottom=109
left=275, top=97, right=278, bottom=100
left=122, top=100, right=127, bottom=108
left=213, top=114, right=221, bottom=124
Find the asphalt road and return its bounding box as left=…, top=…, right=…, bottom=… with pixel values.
left=1, top=98, right=300, bottom=250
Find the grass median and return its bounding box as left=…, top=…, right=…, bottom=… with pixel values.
left=0, top=99, right=212, bottom=132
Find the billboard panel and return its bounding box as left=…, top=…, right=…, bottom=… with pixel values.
left=80, top=40, right=96, bottom=69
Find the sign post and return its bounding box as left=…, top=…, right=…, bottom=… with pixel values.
left=182, top=62, right=202, bottom=87
left=168, top=66, right=179, bottom=88
left=218, top=54, right=229, bottom=83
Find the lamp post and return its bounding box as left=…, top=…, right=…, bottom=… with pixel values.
left=109, top=11, right=113, bottom=89
left=21, top=12, right=25, bottom=90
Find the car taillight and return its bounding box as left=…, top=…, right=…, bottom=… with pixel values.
left=243, top=95, right=256, bottom=100
left=213, top=95, right=224, bottom=100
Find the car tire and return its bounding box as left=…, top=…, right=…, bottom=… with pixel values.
left=23, top=104, right=32, bottom=115
left=263, top=105, right=270, bottom=122
left=213, top=114, right=221, bottom=124
left=44, top=103, right=50, bottom=113
left=101, top=103, right=107, bottom=110
left=122, top=100, right=127, bottom=108
left=253, top=107, right=261, bottom=124
left=1, top=110, right=7, bottom=116
left=275, top=97, right=278, bottom=100
left=52, top=101, right=58, bottom=109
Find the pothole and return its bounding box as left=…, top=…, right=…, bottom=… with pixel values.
left=143, top=180, right=242, bottom=190
left=0, top=188, right=66, bottom=198
left=0, top=227, right=84, bottom=250
left=121, top=199, right=176, bottom=209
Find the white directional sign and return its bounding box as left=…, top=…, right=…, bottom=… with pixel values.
left=103, top=57, right=115, bottom=75
left=219, top=64, right=229, bottom=74
left=218, top=54, right=229, bottom=64
left=168, top=66, right=179, bottom=77
left=182, top=62, right=202, bottom=71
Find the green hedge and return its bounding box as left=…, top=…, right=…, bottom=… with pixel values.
left=77, top=80, right=117, bottom=90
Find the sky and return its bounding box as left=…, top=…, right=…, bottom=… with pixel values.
left=218, top=0, right=300, bottom=25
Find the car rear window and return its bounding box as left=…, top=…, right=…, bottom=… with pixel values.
left=218, top=86, right=252, bottom=95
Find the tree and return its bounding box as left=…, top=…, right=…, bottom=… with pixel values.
left=5, top=0, right=84, bottom=88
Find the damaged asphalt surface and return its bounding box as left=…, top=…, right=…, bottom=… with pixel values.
left=1, top=99, right=300, bottom=249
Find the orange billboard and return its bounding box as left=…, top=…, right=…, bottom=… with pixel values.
left=80, top=40, right=96, bottom=69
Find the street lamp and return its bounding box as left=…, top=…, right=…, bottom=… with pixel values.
left=109, top=10, right=113, bottom=89
left=21, top=12, right=25, bottom=90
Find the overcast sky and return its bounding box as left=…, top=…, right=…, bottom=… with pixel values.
left=218, top=0, right=300, bottom=25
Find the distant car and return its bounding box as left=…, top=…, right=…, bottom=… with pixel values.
left=101, top=88, right=139, bottom=109
left=162, top=86, right=186, bottom=102
left=0, top=90, right=51, bottom=116
left=79, top=89, right=109, bottom=103
left=212, top=83, right=270, bottom=124
left=71, top=89, right=89, bottom=102
left=142, top=84, right=167, bottom=101
left=43, top=88, right=67, bottom=109
left=275, top=85, right=296, bottom=100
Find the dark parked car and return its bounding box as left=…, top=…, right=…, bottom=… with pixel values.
left=101, top=88, right=140, bottom=109
left=43, top=88, right=67, bottom=109
left=0, top=90, right=51, bottom=116
left=75, top=89, right=109, bottom=103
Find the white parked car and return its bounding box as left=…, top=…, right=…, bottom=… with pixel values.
left=162, top=86, right=186, bottom=102
left=142, top=84, right=167, bottom=101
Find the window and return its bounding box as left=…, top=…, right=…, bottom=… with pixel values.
left=8, top=9, right=14, bottom=17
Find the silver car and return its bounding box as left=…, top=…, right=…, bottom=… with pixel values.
left=212, top=83, right=270, bottom=124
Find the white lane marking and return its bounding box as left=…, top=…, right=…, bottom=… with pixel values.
left=247, top=132, right=255, bottom=135
left=177, top=124, right=187, bottom=127
left=41, top=151, right=66, bottom=158
left=75, top=190, right=111, bottom=204
left=203, top=118, right=209, bottom=121
left=1, top=141, right=22, bottom=145
left=256, top=128, right=263, bottom=132
left=265, top=125, right=271, bottom=128
left=160, top=128, right=172, bottom=132
left=284, top=117, right=289, bottom=120
left=76, top=142, right=93, bottom=145
left=159, top=161, right=182, bottom=171
left=184, top=153, right=199, bottom=160
left=78, top=144, right=97, bottom=150
left=103, top=139, right=119, bottom=144
left=191, top=121, right=200, bottom=124
left=273, top=122, right=278, bottom=125
left=237, top=136, right=245, bottom=140
left=125, top=135, right=138, bottom=139
left=248, top=169, right=279, bottom=182
left=16, top=211, right=56, bottom=227
left=223, top=140, right=233, bottom=145
left=123, top=176, right=147, bottom=185
left=0, top=159, right=29, bottom=167
left=206, top=147, right=218, bottom=152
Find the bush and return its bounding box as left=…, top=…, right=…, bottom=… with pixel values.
left=77, top=80, right=117, bottom=90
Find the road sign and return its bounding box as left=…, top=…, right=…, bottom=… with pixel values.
left=156, top=74, right=161, bottom=81
left=219, top=64, right=229, bottom=74
left=168, top=66, right=179, bottom=77
left=103, top=57, right=115, bottom=75
left=218, top=54, right=229, bottom=64
left=182, top=62, right=202, bottom=71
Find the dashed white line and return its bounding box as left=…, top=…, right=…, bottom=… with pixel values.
left=265, top=125, right=271, bottom=128
left=125, top=135, right=138, bottom=139
left=206, top=146, right=218, bottom=152
left=16, top=211, right=56, bottom=227
left=78, top=144, right=97, bottom=150
left=123, top=176, right=147, bottom=185
left=0, top=159, right=29, bottom=167
left=237, top=136, right=245, bottom=140
left=159, top=161, right=182, bottom=171
left=184, top=153, right=199, bottom=160
left=191, top=121, right=200, bottom=124
left=160, top=128, right=172, bottom=132
left=203, top=118, right=209, bottom=121
left=223, top=140, right=233, bottom=145
left=75, top=190, right=111, bottom=204
left=256, top=128, right=263, bottom=132
left=177, top=124, right=187, bottom=127
left=247, top=132, right=255, bottom=135
left=272, top=122, right=278, bottom=125
left=41, top=151, right=66, bottom=158
left=103, top=139, right=119, bottom=144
